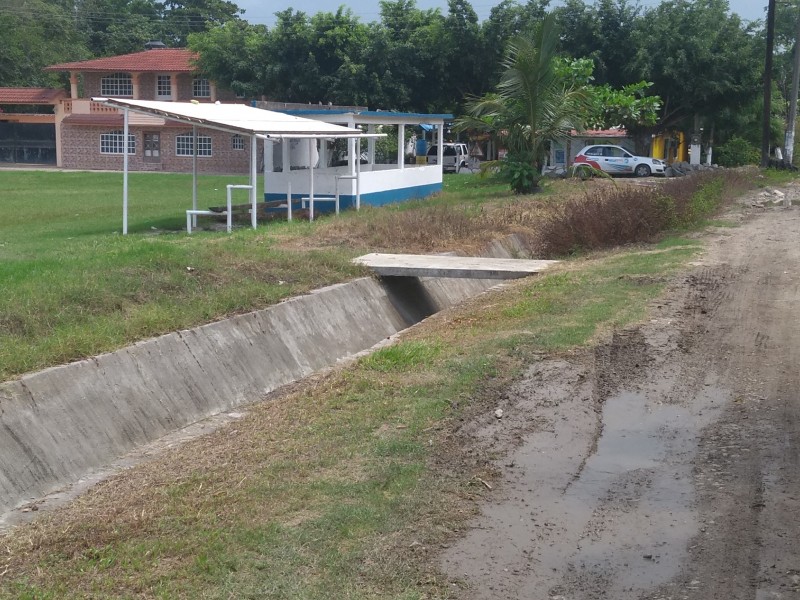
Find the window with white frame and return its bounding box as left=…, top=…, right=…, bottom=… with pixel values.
left=100, top=130, right=136, bottom=154
left=176, top=132, right=212, bottom=157
left=192, top=77, right=211, bottom=98
left=232, top=134, right=245, bottom=150
left=100, top=73, right=133, bottom=97
left=156, top=75, right=172, bottom=98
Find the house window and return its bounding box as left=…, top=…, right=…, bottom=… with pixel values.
left=176, top=132, right=212, bottom=157
left=156, top=75, right=172, bottom=98
left=100, top=130, right=136, bottom=154
left=192, top=77, right=211, bottom=98
left=100, top=73, right=133, bottom=97
left=232, top=134, right=245, bottom=150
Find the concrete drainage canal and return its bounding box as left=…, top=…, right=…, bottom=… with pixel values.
left=0, top=240, right=547, bottom=525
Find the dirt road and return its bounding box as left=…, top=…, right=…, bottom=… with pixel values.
left=441, top=187, right=800, bottom=599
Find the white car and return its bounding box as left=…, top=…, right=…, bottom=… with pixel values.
left=427, top=143, right=469, bottom=173
left=573, top=144, right=665, bottom=177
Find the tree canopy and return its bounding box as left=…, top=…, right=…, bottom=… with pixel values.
left=2, top=0, right=792, bottom=154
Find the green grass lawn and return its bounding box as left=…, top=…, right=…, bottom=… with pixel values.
left=0, top=170, right=371, bottom=380
left=0, top=169, right=562, bottom=381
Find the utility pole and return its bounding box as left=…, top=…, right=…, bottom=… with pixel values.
left=785, top=2, right=800, bottom=164
left=762, top=0, right=777, bottom=167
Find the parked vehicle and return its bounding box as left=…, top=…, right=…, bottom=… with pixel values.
left=573, top=144, right=665, bottom=177
left=427, top=143, right=469, bottom=173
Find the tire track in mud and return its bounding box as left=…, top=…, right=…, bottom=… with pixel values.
left=440, top=194, right=800, bottom=599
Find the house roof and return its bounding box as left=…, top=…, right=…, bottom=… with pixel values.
left=93, top=98, right=384, bottom=139
left=0, top=87, right=66, bottom=104
left=45, top=49, right=198, bottom=73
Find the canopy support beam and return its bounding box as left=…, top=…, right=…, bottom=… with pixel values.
left=250, top=134, right=258, bottom=229
left=123, top=107, right=129, bottom=235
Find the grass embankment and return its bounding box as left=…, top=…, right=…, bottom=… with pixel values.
left=0, top=166, right=775, bottom=598
left=0, top=168, right=766, bottom=381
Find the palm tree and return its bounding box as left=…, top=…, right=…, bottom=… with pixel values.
left=457, top=14, right=589, bottom=193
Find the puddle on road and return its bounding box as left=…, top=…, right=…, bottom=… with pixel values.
left=562, top=391, right=701, bottom=594
left=441, top=367, right=730, bottom=600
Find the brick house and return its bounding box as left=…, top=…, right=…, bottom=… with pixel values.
left=41, top=46, right=253, bottom=173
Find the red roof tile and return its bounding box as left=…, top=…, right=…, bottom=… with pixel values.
left=0, top=88, right=66, bottom=104
left=45, top=49, right=198, bottom=73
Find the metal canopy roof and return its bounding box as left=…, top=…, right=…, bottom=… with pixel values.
left=280, top=108, right=452, bottom=127
left=93, top=98, right=378, bottom=139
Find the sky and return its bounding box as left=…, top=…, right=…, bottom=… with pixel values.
left=233, top=0, right=767, bottom=27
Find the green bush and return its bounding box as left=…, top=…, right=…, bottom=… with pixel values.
left=500, top=152, right=541, bottom=194
left=715, top=136, right=760, bottom=167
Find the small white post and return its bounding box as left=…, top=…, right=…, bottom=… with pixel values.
left=123, top=107, right=129, bottom=235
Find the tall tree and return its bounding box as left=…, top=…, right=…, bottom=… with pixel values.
left=555, top=0, right=640, bottom=88
left=162, top=0, right=243, bottom=46
left=189, top=20, right=267, bottom=98
left=480, top=0, right=550, bottom=88
left=367, top=0, right=449, bottom=111
left=76, top=0, right=163, bottom=56
left=0, top=0, right=87, bottom=87
left=629, top=0, right=761, bottom=129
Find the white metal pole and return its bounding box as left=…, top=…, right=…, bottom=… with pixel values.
left=398, top=124, right=405, bottom=170
left=192, top=125, right=198, bottom=227
left=226, top=185, right=233, bottom=233
left=437, top=124, right=444, bottom=171
left=123, top=107, right=129, bottom=235
left=308, top=140, right=315, bottom=222
left=348, top=137, right=356, bottom=177
left=287, top=180, right=292, bottom=222
left=367, top=124, right=376, bottom=165
left=356, top=137, right=361, bottom=211
left=282, top=140, right=291, bottom=221
left=250, top=134, right=257, bottom=229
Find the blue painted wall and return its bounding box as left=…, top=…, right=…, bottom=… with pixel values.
left=264, top=182, right=443, bottom=213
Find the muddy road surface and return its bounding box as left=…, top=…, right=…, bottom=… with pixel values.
left=441, top=193, right=800, bottom=599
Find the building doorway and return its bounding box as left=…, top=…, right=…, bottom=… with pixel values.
left=143, top=132, right=161, bottom=163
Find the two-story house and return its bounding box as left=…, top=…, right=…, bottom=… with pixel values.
left=37, top=44, right=253, bottom=173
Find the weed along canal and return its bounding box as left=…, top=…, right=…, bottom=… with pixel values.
left=2, top=174, right=800, bottom=599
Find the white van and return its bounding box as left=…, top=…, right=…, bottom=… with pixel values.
left=427, top=143, right=469, bottom=173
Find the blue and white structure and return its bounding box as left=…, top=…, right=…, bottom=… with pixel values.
left=260, top=103, right=452, bottom=214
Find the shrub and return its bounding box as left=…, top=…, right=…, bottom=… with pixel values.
left=715, top=136, right=760, bottom=167
left=500, top=153, right=542, bottom=194
left=531, top=171, right=749, bottom=257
